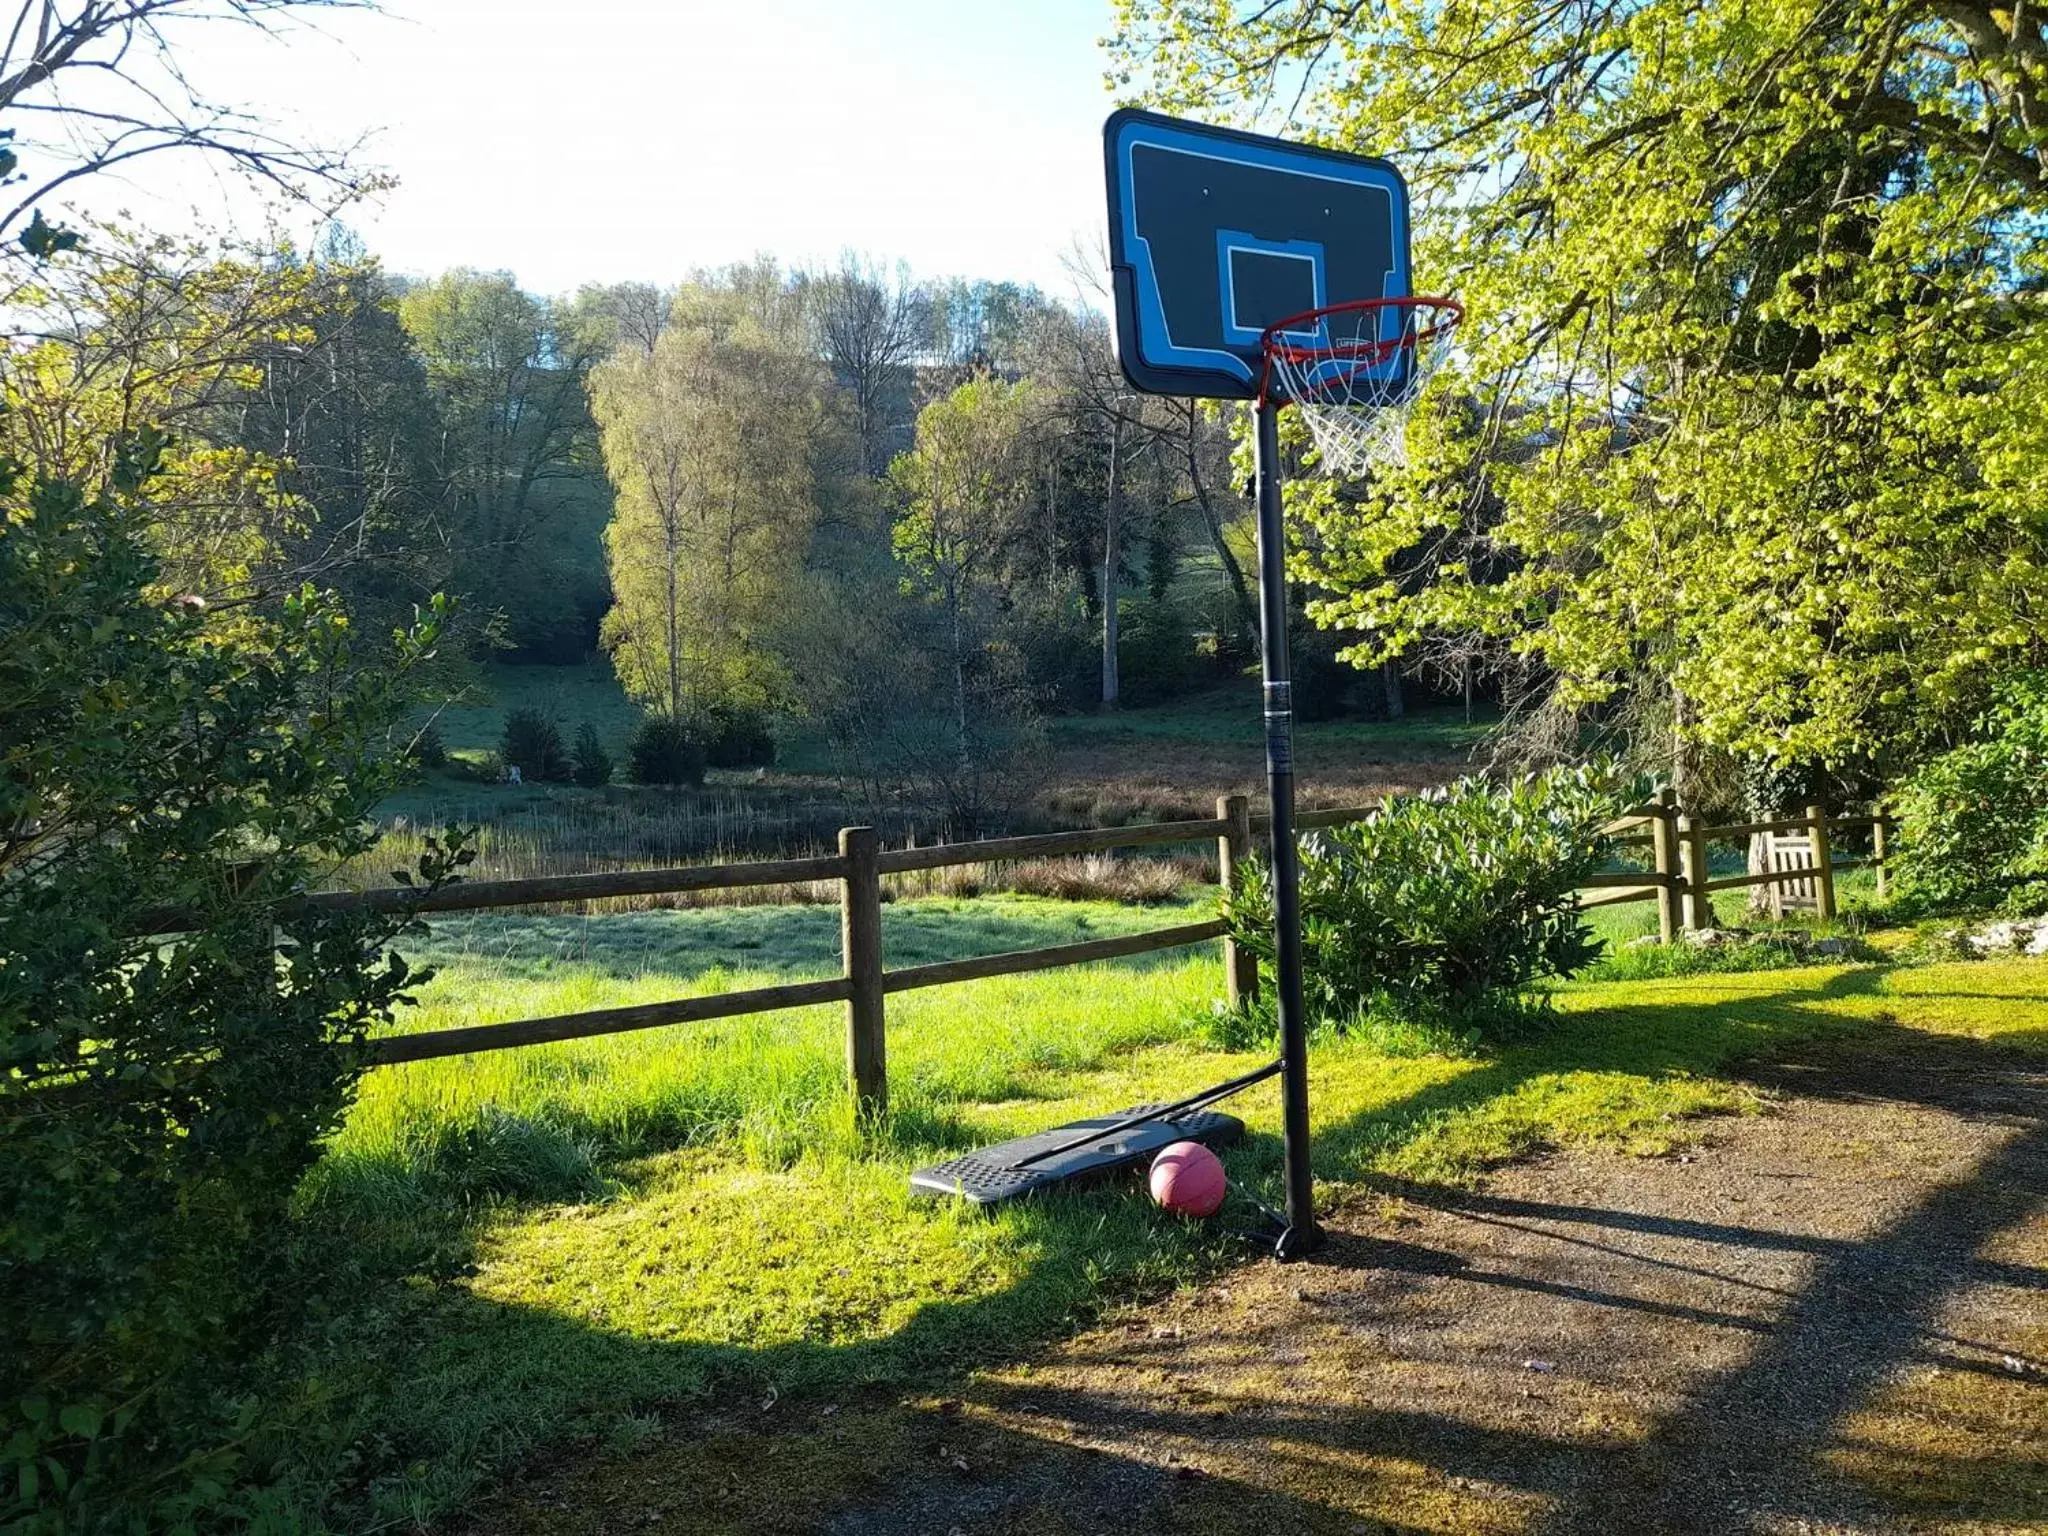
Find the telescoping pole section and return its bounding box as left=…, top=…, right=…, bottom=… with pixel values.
left=1253, top=397, right=1320, bottom=1258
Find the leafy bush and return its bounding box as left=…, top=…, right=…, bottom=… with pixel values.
left=412, top=720, right=449, bottom=772
left=1893, top=673, right=2048, bottom=915
left=699, top=702, right=775, bottom=769
left=1223, top=767, right=1622, bottom=1038
left=627, top=714, right=706, bottom=786
left=0, top=436, right=469, bottom=1529
left=570, top=721, right=614, bottom=787
left=500, top=706, right=570, bottom=782
left=1116, top=596, right=1208, bottom=706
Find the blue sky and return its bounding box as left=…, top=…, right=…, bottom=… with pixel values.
left=99, top=0, right=1125, bottom=297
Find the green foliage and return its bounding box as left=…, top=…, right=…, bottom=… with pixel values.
left=570, top=721, right=614, bottom=788
left=501, top=706, right=570, bottom=782
left=1224, top=767, right=1622, bottom=1037
left=0, top=435, right=468, bottom=1528
left=1114, top=595, right=1209, bottom=707
left=699, top=702, right=775, bottom=769
left=593, top=275, right=828, bottom=722
left=413, top=721, right=449, bottom=773
left=1116, top=0, right=2048, bottom=770
left=626, top=714, right=706, bottom=787
left=1893, top=674, right=2048, bottom=915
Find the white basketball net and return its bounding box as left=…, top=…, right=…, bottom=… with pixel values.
left=1262, top=298, right=1462, bottom=475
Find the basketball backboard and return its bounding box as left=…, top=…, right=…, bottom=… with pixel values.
left=1103, top=109, right=1411, bottom=400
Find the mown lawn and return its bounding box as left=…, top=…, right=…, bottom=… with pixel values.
left=279, top=894, right=2048, bottom=1531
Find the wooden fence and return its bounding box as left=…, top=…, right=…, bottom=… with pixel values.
left=305, top=787, right=1888, bottom=1118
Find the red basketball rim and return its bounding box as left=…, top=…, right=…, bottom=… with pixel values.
left=1258, top=295, right=1463, bottom=401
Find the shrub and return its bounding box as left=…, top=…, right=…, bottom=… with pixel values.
left=1116, top=596, right=1207, bottom=706
left=500, top=706, right=570, bottom=782
left=412, top=720, right=448, bottom=772
left=1223, top=766, right=1622, bottom=1038
left=699, top=702, right=775, bottom=769
left=570, top=721, right=614, bottom=787
left=0, top=435, right=470, bottom=1528
left=627, top=714, right=706, bottom=786
left=1893, top=673, right=2048, bottom=915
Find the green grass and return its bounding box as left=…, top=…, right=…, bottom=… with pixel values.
left=1045, top=683, right=1493, bottom=761
left=426, top=660, right=642, bottom=764
left=275, top=890, right=2048, bottom=1531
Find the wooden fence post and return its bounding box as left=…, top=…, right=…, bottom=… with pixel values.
left=1807, top=804, right=1838, bottom=921
left=839, top=826, right=886, bottom=1120
left=1651, top=787, right=1680, bottom=944
left=1678, top=813, right=1710, bottom=931
left=1216, top=793, right=1258, bottom=1008
left=1872, top=810, right=1890, bottom=899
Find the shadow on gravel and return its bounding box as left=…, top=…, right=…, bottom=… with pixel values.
left=1525, top=1026, right=2048, bottom=1534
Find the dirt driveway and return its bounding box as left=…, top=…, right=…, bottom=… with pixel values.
left=469, top=1028, right=2047, bottom=1535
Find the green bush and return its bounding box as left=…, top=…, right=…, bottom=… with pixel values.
left=410, top=720, right=449, bottom=773
left=699, top=702, right=775, bottom=769
left=570, top=721, right=614, bottom=787
left=627, top=714, right=706, bottom=786
left=0, top=435, right=470, bottom=1529
left=1223, top=766, right=1622, bottom=1038
left=1116, top=596, right=1207, bottom=706
left=1893, top=673, right=2048, bottom=915
left=501, top=706, right=570, bottom=782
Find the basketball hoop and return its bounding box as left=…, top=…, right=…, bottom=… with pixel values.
left=1260, top=296, right=1463, bottom=474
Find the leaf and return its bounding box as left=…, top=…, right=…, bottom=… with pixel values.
left=20, top=208, right=79, bottom=260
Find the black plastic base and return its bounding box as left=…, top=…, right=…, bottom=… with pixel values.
left=908, top=1105, right=1244, bottom=1206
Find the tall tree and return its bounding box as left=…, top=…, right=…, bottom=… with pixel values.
left=233, top=247, right=448, bottom=629
left=806, top=253, right=924, bottom=477
left=592, top=282, right=828, bottom=720
left=399, top=269, right=606, bottom=656
left=1114, top=0, right=2048, bottom=774
left=889, top=375, right=1041, bottom=823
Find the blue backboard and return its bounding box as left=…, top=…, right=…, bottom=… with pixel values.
left=1103, top=110, right=1410, bottom=400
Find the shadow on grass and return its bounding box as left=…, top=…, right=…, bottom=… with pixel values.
left=309, top=966, right=2047, bottom=1533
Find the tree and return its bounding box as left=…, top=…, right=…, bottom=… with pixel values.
left=889, top=375, right=1043, bottom=831
left=592, top=280, right=828, bottom=722
left=1113, top=0, right=2048, bottom=777
left=0, top=0, right=374, bottom=252
left=399, top=269, right=608, bottom=659
left=1, top=434, right=465, bottom=1526
left=806, top=253, right=924, bottom=477
left=231, top=243, right=450, bottom=633
left=572, top=279, right=674, bottom=357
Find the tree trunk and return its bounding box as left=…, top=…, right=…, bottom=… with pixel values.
left=1672, top=686, right=1692, bottom=803
left=949, top=583, right=970, bottom=793
left=1381, top=659, right=1405, bottom=718
left=1186, top=440, right=1257, bottom=649
left=1100, top=423, right=1124, bottom=710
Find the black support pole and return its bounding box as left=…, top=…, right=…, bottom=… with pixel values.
left=1252, top=396, right=1320, bottom=1260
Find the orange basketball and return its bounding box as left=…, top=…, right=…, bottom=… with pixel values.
left=1148, top=1140, right=1228, bottom=1218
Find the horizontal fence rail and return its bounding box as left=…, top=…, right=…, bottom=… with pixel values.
left=366, top=976, right=854, bottom=1066
left=204, top=787, right=1890, bottom=1115
left=301, top=853, right=851, bottom=918
left=880, top=920, right=1230, bottom=995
